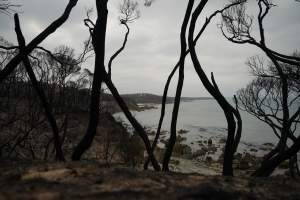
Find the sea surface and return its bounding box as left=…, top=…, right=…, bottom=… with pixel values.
left=114, top=99, right=278, bottom=144
left=114, top=99, right=299, bottom=173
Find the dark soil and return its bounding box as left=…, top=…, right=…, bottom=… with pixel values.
left=0, top=161, right=299, bottom=200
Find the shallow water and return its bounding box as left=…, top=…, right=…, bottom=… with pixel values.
left=114, top=99, right=279, bottom=146
left=114, top=99, right=299, bottom=174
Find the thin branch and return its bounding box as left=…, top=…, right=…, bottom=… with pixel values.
left=0, top=0, right=78, bottom=83
left=108, top=22, right=129, bottom=77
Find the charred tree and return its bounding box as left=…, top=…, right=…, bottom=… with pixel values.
left=0, top=0, right=78, bottom=83
left=144, top=0, right=244, bottom=170
left=188, top=0, right=242, bottom=176
left=72, top=0, right=108, bottom=160
left=161, top=0, right=194, bottom=171
left=72, top=0, right=160, bottom=170
left=14, top=14, right=65, bottom=161
left=103, top=74, right=160, bottom=170
left=221, top=0, right=300, bottom=176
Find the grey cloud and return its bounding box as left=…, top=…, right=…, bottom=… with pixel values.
left=1, top=0, right=299, bottom=97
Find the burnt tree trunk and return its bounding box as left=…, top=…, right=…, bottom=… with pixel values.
left=161, top=0, right=194, bottom=171
left=103, top=74, right=161, bottom=171
left=14, top=14, right=65, bottom=161
left=188, top=0, right=240, bottom=176
left=251, top=46, right=294, bottom=176
left=253, top=134, right=300, bottom=177
left=143, top=63, right=178, bottom=170
left=72, top=0, right=108, bottom=160
left=72, top=1, right=161, bottom=170
left=143, top=1, right=242, bottom=170
left=0, top=0, right=78, bottom=83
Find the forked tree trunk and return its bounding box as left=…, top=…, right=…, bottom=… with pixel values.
left=0, top=0, right=78, bottom=83
left=188, top=0, right=240, bottom=176
left=72, top=1, right=161, bottom=171
left=14, top=14, right=65, bottom=161
left=144, top=1, right=243, bottom=170
left=161, top=0, right=194, bottom=171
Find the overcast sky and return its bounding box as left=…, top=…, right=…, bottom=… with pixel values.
left=1, top=0, right=300, bottom=97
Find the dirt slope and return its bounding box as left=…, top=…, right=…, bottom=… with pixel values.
left=0, top=161, right=299, bottom=200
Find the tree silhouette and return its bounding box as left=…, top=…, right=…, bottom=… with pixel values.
left=13, top=14, right=65, bottom=161
left=237, top=56, right=300, bottom=176
left=221, top=0, right=300, bottom=176
left=144, top=0, right=244, bottom=172
left=0, top=0, right=79, bottom=83
left=71, top=0, right=109, bottom=161
left=187, top=0, right=243, bottom=176
left=160, top=0, right=194, bottom=172
left=72, top=0, right=160, bottom=171
left=1, top=0, right=298, bottom=179
left=0, top=0, right=86, bottom=160
left=142, top=0, right=244, bottom=175
left=108, top=0, right=140, bottom=77
left=0, top=0, right=79, bottom=160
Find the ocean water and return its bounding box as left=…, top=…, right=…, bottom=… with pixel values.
left=114, top=99, right=281, bottom=148
left=114, top=99, right=300, bottom=173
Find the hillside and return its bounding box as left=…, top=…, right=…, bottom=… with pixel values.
left=0, top=161, right=299, bottom=200
left=121, top=93, right=212, bottom=104
left=100, top=93, right=211, bottom=113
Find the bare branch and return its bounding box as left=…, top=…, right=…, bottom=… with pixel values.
left=0, top=0, right=79, bottom=83
left=0, top=0, right=20, bottom=15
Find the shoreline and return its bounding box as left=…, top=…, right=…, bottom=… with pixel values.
left=113, top=101, right=286, bottom=176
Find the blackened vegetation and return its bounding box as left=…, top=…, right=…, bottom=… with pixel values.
left=14, top=14, right=65, bottom=161
left=0, top=0, right=80, bottom=160
left=220, top=0, right=300, bottom=177
left=71, top=0, right=109, bottom=161
left=187, top=0, right=243, bottom=176
left=0, top=0, right=299, bottom=186
left=71, top=0, right=160, bottom=170
left=0, top=0, right=79, bottom=82
left=161, top=0, right=194, bottom=172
